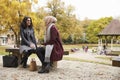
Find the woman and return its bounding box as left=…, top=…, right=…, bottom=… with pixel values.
left=38, top=16, right=64, bottom=73
left=19, top=16, right=37, bottom=68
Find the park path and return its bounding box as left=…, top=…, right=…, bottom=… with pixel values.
left=66, top=49, right=112, bottom=64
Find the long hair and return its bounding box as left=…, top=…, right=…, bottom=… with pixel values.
left=20, top=16, right=33, bottom=29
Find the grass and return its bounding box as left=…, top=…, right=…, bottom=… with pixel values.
left=63, top=44, right=81, bottom=50
left=63, top=44, right=99, bottom=50
left=0, top=46, right=8, bottom=55
left=95, top=56, right=112, bottom=61
left=110, top=51, right=120, bottom=55
left=63, top=57, right=111, bottom=66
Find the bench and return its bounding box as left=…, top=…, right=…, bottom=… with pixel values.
left=112, top=57, right=120, bottom=67
left=5, top=48, right=22, bottom=65
left=5, top=48, right=69, bottom=65
left=106, top=51, right=119, bottom=56
left=106, top=54, right=119, bottom=56
left=64, top=51, right=69, bottom=55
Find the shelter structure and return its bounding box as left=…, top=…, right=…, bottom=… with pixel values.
left=98, top=19, right=120, bottom=52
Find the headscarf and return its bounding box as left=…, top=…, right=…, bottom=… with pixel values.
left=44, top=16, right=57, bottom=43
left=44, top=16, right=57, bottom=27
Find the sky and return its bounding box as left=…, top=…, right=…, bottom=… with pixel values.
left=32, top=0, right=120, bottom=20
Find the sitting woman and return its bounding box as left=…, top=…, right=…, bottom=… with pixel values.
left=19, top=16, right=37, bottom=68
left=38, top=16, right=64, bottom=73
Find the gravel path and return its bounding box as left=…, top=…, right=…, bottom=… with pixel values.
left=0, top=54, right=120, bottom=80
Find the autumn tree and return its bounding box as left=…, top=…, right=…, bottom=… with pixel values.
left=0, top=0, right=38, bottom=46
left=45, top=0, right=84, bottom=44
left=33, top=7, right=47, bottom=43
left=86, top=17, right=113, bottom=43
left=46, top=0, right=65, bottom=17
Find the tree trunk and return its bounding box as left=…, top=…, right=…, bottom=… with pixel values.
left=10, top=26, right=20, bottom=48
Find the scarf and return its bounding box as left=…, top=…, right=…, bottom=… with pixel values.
left=44, top=23, right=55, bottom=62
left=44, top=23, right=55, bottom=43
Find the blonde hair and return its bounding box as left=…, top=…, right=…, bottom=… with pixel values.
left=44, top=16, right=57, bottom=26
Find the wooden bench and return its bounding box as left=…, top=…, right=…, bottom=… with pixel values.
left=5, top=48, right=22, bottom=65
left=106, top=54, right=119, bottom=56
left=5, top=48, right=69, bottom=65
left=112, top=57, right=120, bottom=67
left=64, top=51, right=69, bottom=55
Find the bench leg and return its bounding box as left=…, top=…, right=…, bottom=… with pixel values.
left=12, top=52, right=22, bottom=65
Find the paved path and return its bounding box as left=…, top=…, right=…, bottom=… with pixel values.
left=65, top=49, right=113, bottom=64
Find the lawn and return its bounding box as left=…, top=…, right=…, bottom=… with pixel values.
left=1, top=44, right=120, bottom=55
left=63, top=57, right=111, bottom=66
left=0, top=46, right=8, bottom=55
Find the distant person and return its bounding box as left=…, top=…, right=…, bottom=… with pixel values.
left=100, top=45, right=107, bottom=55
left=103, top=45, right=107, bottom=54
left=85, top=45, right=88, bottom=53
left=82, top=45, right=85, bottom=52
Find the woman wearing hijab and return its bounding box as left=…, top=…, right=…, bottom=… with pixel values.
left=38, top=16, right=64, bottom=73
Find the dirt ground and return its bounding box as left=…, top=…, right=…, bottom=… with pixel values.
left=0, top=54, right=120, bottom=80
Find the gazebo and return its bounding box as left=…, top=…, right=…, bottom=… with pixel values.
left=98, top=19, right=120, bottom=52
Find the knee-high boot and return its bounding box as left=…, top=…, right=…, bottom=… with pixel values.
left=20, top=52, right=28, bottom=68
left=20, top=51, right=32, bottom=68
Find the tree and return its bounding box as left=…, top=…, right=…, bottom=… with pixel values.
left=46, top=0, right=65, bottom=17
left=32, top=7, right=47, bottom=42
left=45, top=0, right=84, bottom=44
left=0, top=0, right=38, bottom=46
left=86, top=17, right=113, bottom=43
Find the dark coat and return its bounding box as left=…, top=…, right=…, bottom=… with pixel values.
left=45, top=25, right=64, bottom=61
left=20, top=26, right=37, bottom=47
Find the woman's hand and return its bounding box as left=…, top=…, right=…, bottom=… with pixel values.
left=30, top=43, right=36, bottom=49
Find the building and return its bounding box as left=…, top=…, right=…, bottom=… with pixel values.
left=0, top=31, right=15, bottom=45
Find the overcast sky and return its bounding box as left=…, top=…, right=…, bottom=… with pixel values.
left=32, top=0, right=120, bottom=20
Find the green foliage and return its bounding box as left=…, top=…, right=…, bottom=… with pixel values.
left=86, top=17, right=113, bottom=43
left=47, top=0, right=65, bottom=17
left=38, top=0, right=84, bottom=44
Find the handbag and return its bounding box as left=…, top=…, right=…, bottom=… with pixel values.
left=29, top=58, right=37, bottom=71
left=2, top=55, right=18, bottom=67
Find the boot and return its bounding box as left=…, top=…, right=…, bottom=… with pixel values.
left=45, top=62, right=50, bottom=71
left=38, top=62, right=50, bottom=73
left=23, top=56, right=29, bottom=68
left=23, top=61, right=27, bottom=68
left=38, top=65, right=47, bottom=73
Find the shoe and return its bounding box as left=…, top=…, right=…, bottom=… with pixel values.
left=38, top=68, right=49, bottom=73
left=38, top=64, right=50, bottom=73
left=23, top=60, right=27, bottom=68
